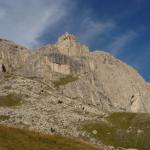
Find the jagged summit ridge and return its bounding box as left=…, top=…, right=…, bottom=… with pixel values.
left=54, top=32, right=89, bottom=57
left=0, top=33, right=150, bottom=114
left=37, top=32, right=89, bottom=57
left=57, top=32, right=77, bottom=43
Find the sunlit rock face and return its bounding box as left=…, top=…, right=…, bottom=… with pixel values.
left=0, top=39, right=30, bottom=74
left=56, top=32, right=89, bottom=57
left=0, top=33, right=150, bottom=113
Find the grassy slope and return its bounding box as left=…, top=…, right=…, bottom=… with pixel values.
left=0, top=94, right=22, bottom=107
left=83, top=112, right=150, bottom=150
left=53, top=75, right=78, bottom=89
left=0, top=125, right=102, bottom=150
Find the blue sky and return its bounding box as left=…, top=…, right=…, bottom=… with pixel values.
left=0, top=0, right=150, bottom=81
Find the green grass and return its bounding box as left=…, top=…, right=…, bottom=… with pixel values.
left=82, top=112, right=150, bottom=150
left=53, top=75, right=78, bottom=88
left=0, top=125, right=102, bottom=150
left=4, top=73, right=12, bottom=79
left=0, top=115, right=10, bottom=121
left=3, top=85, right=12, bottom=90
left=0, top=94, right=22, bottom=107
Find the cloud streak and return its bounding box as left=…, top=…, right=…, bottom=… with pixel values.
left=0, top=0, right=71, bottom=46
left=127, top=47, right=150, bottom=70
left=77, top=18, right=116, bottom=46
left=107, top=31, right=138, bottom=56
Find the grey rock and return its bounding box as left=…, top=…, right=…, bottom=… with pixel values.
left=0, top=33, right=150, bottom=113
left=0, top=33, right=150, bottom=150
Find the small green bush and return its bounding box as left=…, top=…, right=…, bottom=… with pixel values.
left=0, top=115, right=10, bottom=121
left=53, top=75, right=78, bottom=88
left=0, top=93, right=22, bottom=107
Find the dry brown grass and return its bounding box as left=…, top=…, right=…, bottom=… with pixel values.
left=83, top=112, right=150, bottom=150
left=0, top=125, right=102, bottom=150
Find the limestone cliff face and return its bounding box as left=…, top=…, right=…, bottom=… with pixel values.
left=0, top=33, right=150, bottom=113
left=55, top=32, right=89, bottom=57
left=0, top=39, right=30, bottom=74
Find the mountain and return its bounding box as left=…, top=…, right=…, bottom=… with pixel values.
left=0, top=33, right=150, bottom=150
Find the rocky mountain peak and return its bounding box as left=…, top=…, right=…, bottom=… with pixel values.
left=1, top=34, right=150, bottom=150
left=1, top=33, right=150, bottom=114
left=55, top=33, right=89, bottom=57
left=57, top=32, right=77, bottom=43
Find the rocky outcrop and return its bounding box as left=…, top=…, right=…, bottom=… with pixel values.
left=0, top=33, right=150, bottom=113
left=0, top=39, right=30, bottom=74
left=55, top=32, right=89, bottom=57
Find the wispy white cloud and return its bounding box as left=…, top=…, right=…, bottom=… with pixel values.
left=77, top=17, right=116, bottom=46
left=127, top=47, right=150, bottom=70
left=0, top=8, right=5, bottom=19
left=107, top=31, right=138, bottom=56
left=75, top=17, right=138, bottom=56
left=0, top=0, right=71, bottom=46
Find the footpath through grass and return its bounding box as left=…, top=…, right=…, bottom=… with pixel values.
left=0, top=125, right=102, bottom=150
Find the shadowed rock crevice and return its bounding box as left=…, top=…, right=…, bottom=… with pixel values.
left=2, top=64, right=6, bottom=73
